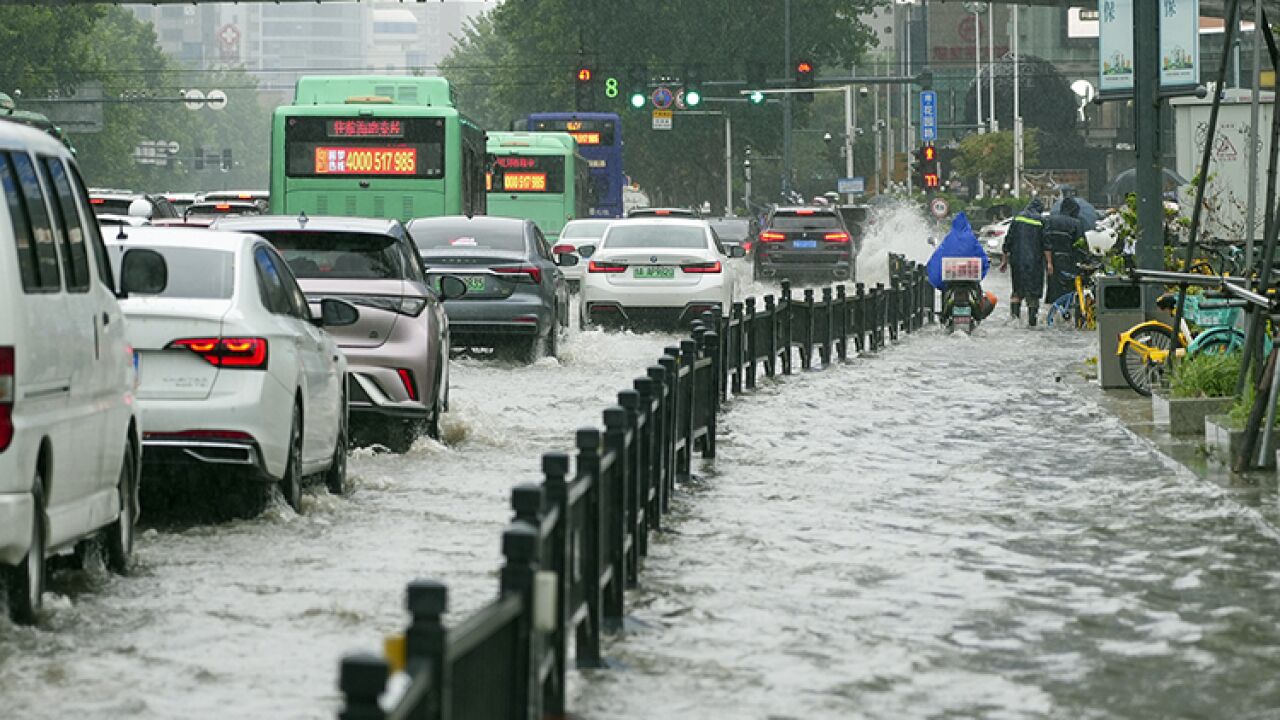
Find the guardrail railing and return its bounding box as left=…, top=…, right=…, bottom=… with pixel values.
left=335, top=253, right=934, bottom=720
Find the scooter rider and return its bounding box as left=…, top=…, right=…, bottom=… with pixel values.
left=999, top=197, right=1048, bottom=326
left=926, top=212, right=996, bottom=321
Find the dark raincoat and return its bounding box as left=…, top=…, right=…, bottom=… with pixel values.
left=926, top=212, right=989, bottom=290
left=1043, top=197, right=1088, bottom=302
left=1003, top=198, right=1046, bottom=299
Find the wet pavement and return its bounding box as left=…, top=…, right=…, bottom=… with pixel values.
left=571, top=287, right=1280, bottom=719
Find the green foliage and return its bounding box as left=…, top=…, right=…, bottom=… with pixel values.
left=953, top=130, right=1038, bottom=190
left=0, top=7, right=271, bottom=191
left=1170, top=351, right=1240, bottom=399
left=1227, top=380, right=1254, bottom=429
left=440, top=0, right=880, bottom=207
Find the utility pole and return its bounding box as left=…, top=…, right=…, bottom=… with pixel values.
left=988, top=1, right=998, bottom=133
left=1012, top=4, right=1022, bottom=197
left=782, top=0, right=793, bottom=196
left=1246, top=0, right=1263, bottom=268
left=1133, top=0, right=1164, bottom=304
left=844, top=83, right=856, bottom=203
left=724, top=113, right=733, bottom=216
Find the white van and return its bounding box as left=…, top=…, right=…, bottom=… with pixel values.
left=0, top=122, right=149, bottom=623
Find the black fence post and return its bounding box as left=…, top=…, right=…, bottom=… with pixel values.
left=680, top=339, right=699, bottom=468
left=702, top=331, right=719, bottom=459
left=821, top=287, right=834, bottom=366
left=800, top=288, right=814, bottom=370
left=764, top=294, right=778, bottom=378
left=338, top=654, right=389, bottom=720
left=780, top=282, right=794, bottom=375
left=573, top=427, right=605, bottom=668
left=634, top=376, right=659, bottom=537
left=888, top=275, right=900, bottom=343
left=836, top=285, right=849, bottom=362
left=616, top=391, right=641, bottom=586
left=650, top=362, right=674, bottom=511
left=744, top=297, right=758, bottom=389
left=874, top=283, right=887, bottom=350
left=499, top=522, right=538, bottom=720
left=731, top=302, right=744, bottom=396
left=659, top=351, right=683, bottom=488
left=403, top=579, right=448, bottom=720
left=854, top=283, right=866, bottom=354
left=602, top=407, right=629, bottom=620
left=540, top=452, right=570, bottom=717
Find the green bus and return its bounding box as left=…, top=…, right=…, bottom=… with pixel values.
left=486, top=131, right=591, bottom=242
left=270, top=76, right=487, bottom=221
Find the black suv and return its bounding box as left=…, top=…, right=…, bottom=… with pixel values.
left=754, top=206, right=855, bottom=281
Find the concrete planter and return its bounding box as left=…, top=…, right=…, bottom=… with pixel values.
left=1151, top=390, right=1232, bottom=436
left=1203, top=414, right=1277, bottom=469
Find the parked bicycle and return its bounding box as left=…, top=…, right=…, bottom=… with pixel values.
left=1116, top=291, right=1265, bottom=395
left=1045, top=260, right=1100, bottom=330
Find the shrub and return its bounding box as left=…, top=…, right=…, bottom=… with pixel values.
left=1171, top=351, right=1240, bottom=399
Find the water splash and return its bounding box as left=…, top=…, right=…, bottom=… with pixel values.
left=859, top=200, right=938, bottom=285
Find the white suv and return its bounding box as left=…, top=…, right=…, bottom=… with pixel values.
left=0, top=122, right=150, bottom=623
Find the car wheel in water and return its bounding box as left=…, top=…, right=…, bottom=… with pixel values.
left=384, top=419, right=417, bottom=454
left=280, top=409, right=304, bottom=512
left=426, top=364, right=443, bottom=441
left=7, top=479, right=46, bottom=625
left=515, top=334, right=542, bottom=365
left=547, top=319, right=560, bottom=360
left=324, top=396, right=349, bottom=495
left=106, top=442, right=138, bottom=574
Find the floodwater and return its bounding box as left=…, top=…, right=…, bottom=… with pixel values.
left=572, top=275, right=1280, bottom=718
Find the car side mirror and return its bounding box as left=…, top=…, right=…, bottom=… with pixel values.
left=314, top=298, right=360, bottom=327
left=577, top=244, right=596, bottom=258
left=728, top=245, right=747, bottom=259
left=118, top=248, right=168, bottom=297
left=557, top=253, right=579, bottom=267
left=438, top=275, right=468, bottom=300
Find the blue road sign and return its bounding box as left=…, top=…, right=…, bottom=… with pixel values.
left=920, top=91, right=938, bottom=142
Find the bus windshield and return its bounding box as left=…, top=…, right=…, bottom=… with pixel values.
left=283, top=116, right=445, bottom=179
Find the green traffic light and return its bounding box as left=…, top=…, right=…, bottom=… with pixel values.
left=749, top=90, right=765, bottom=105
left=685, top=89, right=702, bottom=107
left=629, top=92, right=647, bottom=109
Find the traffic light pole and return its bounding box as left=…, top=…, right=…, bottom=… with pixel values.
left=782, top=0, right=793, bottom=197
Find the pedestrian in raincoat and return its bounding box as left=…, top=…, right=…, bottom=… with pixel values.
left=1042, top=197, right=1088, bottom=305
left=998, top=198, right=1048, bottom=326
left=926, top=212, right=997, bottom=320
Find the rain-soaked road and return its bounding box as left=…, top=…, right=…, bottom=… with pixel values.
left=571, top=280, right=1280, bottom=719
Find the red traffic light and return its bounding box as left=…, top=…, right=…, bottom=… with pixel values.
left=796, top=61, right=813, bottom=75
left=577, top=67, right=593, bottom=83
left=924, top=172, right=940, bottom=188
left=923, top=145, right=936, bottom=161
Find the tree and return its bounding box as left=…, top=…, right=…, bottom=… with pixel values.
left=441, top=0, right=881, bottom=207
left=953, top=129, right=1039, bottom=190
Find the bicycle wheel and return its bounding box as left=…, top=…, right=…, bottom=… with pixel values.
left=1188, top=328, right=1241, bottom=356
left=1046, top=292, right=1077, bottom=330
left=1081, top=289, right=1097, bottom=330
left=1120, top=324, right=1177, bottom=396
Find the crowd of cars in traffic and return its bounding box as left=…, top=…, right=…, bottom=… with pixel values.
left=0, top=116, right=870, bottom=624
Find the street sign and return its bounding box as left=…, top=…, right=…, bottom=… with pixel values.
left=23, top=81, right=104, bottom=134
left=651, top=86, right=675, bottom=110
left=652, top=109, right=673, bottom=131
left=837, top=177, right=865, bottom=194
left=206, top=89, right=228, bottom=111
left=920, top=90, right=938, bottom=142
left=929, top=197, right=950, bottom=219
left=182, top=89, right=205, bottom=111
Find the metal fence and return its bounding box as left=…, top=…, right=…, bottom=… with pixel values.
left=336, top=254, right=934, bottom=720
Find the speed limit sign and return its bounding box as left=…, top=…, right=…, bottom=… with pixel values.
left=929, top=197, right=950, bottom=219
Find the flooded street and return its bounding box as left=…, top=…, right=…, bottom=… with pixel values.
left=572, top=295, right=1280, bottom=719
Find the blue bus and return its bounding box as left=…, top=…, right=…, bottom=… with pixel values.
left=525, top=112, right=623, bottom=218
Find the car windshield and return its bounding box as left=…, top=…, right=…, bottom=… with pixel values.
left=113, top=246, right=234, bottom=299
left=410, top=221, right=526, bottom=252
left=603, top=224, right=707, bottom=249
left=560, top=220, right=613, bottom=240
left=261, top=231, right=406, bottom=279
left=710, top=220, right=750, bottom=241
left=770, top=213, right=843, bottom=231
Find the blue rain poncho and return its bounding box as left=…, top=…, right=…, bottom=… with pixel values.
left=926, top=212, right=989, bottom=290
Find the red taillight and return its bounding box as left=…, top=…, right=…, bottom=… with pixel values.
left=742, top=241, right=753, bottom=252
left=492, top=265, right=542, bottom=284
left=759, top=231, right=785, bottom=243
left=397, top=368, right=418, bottom=401
left=168, top=337, right=268, bottom=369
left=655, top=209, right=671, bottom=215
left=824, top=232, right=851, bottom=243
left=796, top=209, right=815, bottom=215
left=143, top=429, right=255, bottom=442
left=551, top=244, right=575, bottom=255
left=681, top=261, right=722, bottom=274
left=90, top=198, right=105, bottom=205
left=0, top=346, right=13, bottom=452
left=588, top=260, right=626, bottom=273
left=215, top=203, right=231, bottom=211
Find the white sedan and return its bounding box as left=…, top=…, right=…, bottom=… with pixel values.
left=107, top=228, right=355, bottom=512
left=578, top=218, right=744, bottom=328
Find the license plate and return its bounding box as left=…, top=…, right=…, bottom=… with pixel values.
left=953, top=305, right=972, bottom=317
left=793, top=240, right=818, bottom=249
left=463, top=276, right=487, bottom=291
left=633, top=266, right=675, bottom=279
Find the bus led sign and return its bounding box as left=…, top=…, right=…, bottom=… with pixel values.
left=326, top=119, right=405, bottom=138
left=314, top=146, right=417, bottom=175
left=568, top=132, right=602, bottom=146
left=502, top=172, right=548, bottom=192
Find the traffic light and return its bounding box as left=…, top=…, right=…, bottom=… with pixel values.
left=748, top=90, right=766, bottom=105
left=916, top=143, right=941, bottom=190
left=683, top=65, right=702, bottom=108
left=575, top=64, right=595, bottom=112
left=795, top=59, right=815, bottom=103
left=627, top=65, right=648, bottom=110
